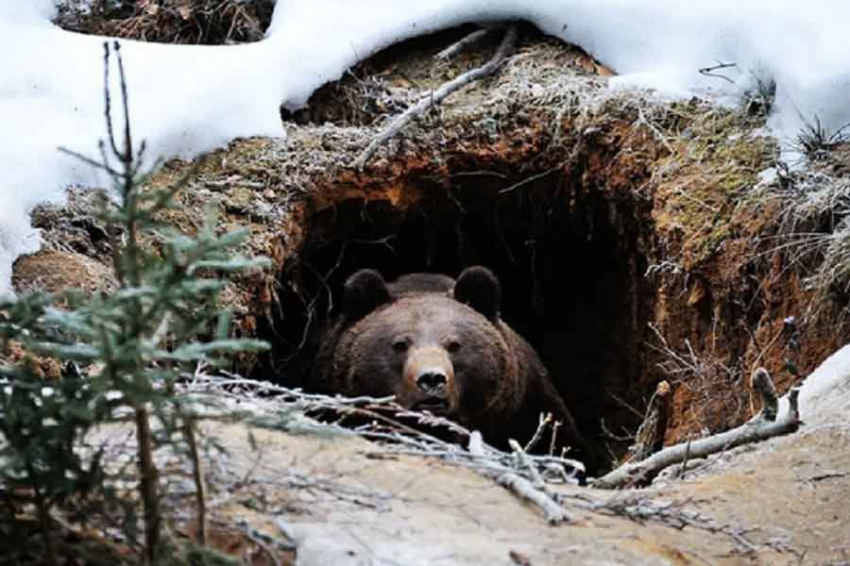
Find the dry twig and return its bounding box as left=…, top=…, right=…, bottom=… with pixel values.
left=181, top=371, right=585, bottom=524
left=497, top=473, right=571, bottom=525
left=524, top=412, right=553, bottom=453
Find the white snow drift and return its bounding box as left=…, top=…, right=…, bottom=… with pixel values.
left=3, top=0, right=850, bottom=295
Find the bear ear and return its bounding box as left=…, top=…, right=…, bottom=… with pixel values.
left=343, top=269, right=391, bottom=322
left=454, top=266, right=501, bottom=320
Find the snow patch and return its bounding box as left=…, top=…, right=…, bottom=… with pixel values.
left=3, top=1, right=850, bottom=296
left=0, top=0, right=56, bottom=24
left=799, top=343, right=850, bottom=425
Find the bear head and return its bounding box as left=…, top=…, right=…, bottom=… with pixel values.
left=330, top=266, right=522, bottom=425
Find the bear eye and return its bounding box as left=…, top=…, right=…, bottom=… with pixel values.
left=392, top=339, right=409, bottom=353
left=446, top=340, right=462, bottom=353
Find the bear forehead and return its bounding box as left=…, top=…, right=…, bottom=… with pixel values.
left=359, top=295, right=497, bottom=335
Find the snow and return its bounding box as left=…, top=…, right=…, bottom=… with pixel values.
left=3, top=1, right=850, bottom=295
left=799, top=342, right=850, bottom=426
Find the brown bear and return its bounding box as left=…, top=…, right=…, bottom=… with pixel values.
left=312, top=266, right=591, bottom=471
left=313, top=266, right=587, bottom=472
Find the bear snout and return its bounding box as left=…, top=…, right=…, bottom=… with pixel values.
left=416, top=369, right=448, bottom=395
left=403, top=346, right=457, bottom=413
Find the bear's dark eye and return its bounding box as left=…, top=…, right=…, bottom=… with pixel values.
left=446, top=340, right=462, bottom=353
left=392, top=339, right=409, bottom=353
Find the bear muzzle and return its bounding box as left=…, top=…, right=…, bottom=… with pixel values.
left=403, top=346, right=456, bottom=415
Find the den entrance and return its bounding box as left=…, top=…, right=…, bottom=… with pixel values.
left=265, top=169, right=652, bottom=461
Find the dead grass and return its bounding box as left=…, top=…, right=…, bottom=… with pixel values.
left=55, top=0, right=275, bottom=45
left=748, top=152, right=850, bottom=318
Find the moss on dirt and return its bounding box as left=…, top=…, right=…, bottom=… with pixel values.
left=646, top=100, right=778, bottom=269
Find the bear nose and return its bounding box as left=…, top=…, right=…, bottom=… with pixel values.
left=416, top=370, right=448, bottom=394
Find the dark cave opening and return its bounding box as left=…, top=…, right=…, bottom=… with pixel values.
left=260, top=168, right=653, bottom=459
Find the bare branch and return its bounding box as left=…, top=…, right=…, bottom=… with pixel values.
left=102, top=42, right=122, bottom=161
left=351, top=25, right=518, bottom=169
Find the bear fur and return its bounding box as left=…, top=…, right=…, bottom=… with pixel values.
left=312, top=266, right=591, bottom=468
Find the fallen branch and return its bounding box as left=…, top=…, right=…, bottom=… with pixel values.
left=503, top=439, right=575, bottom=524
left=351, top=24, right=518, bottom=169
left=594, top=368, right=800, bottom=489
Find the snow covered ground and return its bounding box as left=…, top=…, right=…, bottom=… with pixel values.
left=3, top=0, right=850, bottom=296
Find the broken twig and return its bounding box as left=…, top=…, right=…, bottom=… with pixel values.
left=751, top=367, right=778, bottom=420
left=497, top=473, right=572, bottom=525
left=698, top=60, right=737, bottom=84
left=628, top=380, right=672, bottom=462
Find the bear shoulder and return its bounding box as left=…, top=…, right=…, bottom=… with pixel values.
left=497, top=323, right=592, bottom=469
